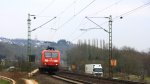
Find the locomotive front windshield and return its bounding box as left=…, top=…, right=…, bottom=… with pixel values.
left=45, top=52, right=58, bottom=58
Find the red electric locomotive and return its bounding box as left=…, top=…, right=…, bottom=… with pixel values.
left=39, top=47, right=60, bottom=73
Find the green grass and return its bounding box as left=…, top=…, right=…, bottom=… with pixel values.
left=113, top=73, right=150, bottom=83
left=145, top=77, right=150, bottom=84
left=0, top=79, right=11, bottom=84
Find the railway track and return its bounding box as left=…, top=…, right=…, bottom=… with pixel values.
left=28, top=69, right=80, bottom=84
left=56, top=71, right=145, bottom=84
left=29, top=69, right=87, bottom=84
left=0, top=69, right=146, bottom=84
left=31, top=71, right=145, bottom=84
left=51, top=75, right=84, bottom=84
left=26, top=68, right=145, bottom=84
left=31, top=73, right=75, bottom=84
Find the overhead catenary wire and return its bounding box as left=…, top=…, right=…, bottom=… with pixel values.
left=90, top=0, right=123, bottom=16
left=71, top=1, right=150, bottom=42
left=66, top=18, right=87, bottom=40
left=114, top=1, right=150, bottom=19
left=56, top=0, right=78, bottom=17
left=51, top=0, right=96, bottom=40
left=34, top=0, right=79, bottom=41
left=99, top=1, right=150, bottom=26
left=36, top=0, right=55, bottom=16
left=57, top=0, right=96, bottom=30
left=31, top=17, right=56, bottom=32
left=93, top=1, right=150, bottom=27
left=36, top=0, right=78, bottom=39
left=36, top=0, right=78, bottom=18
left=67, top=0, right=123, bottom=41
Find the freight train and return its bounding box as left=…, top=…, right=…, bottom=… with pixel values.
left=39, top=46, right=60, bottom=73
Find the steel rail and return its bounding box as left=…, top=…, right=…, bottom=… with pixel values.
left=57, top=71, right=145, bottom=84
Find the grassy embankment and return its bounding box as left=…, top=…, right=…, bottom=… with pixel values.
left=0, top=79, right=10, bottom=84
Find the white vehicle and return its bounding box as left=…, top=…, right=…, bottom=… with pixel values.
left=85, top=64, right=103, bottom=77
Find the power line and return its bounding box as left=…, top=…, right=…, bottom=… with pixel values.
left=71, top=1, right=150, bottom=42
left=98, top=1, right=150, bottom=26
left=57, top=0, right=96, bottom=30
left=91, top=0, right=123, bottom=15
left=66, top=18, right=87, bottom=40
left=31, top=17, right=56, bottom=32
left=35, top=0, right=79, bottom=41
left=114, top=1, right=150, bottom=19
left=74, top=0, right=96, bottom=17
left=37, top=0, right=55, bottom=16
left=56, top=0, right=78, bottom=17
left=67, top=0, right=123, bottom=41
left=36, top=0, right=78, bottom=18
left=51, top=0, right=96, bottom=40
left=101, top=1, right=150, bottom=25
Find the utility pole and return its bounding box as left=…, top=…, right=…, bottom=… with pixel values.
left=27, top=14, right=31, bottom=59
left=27, top=13, right=35, bottom=62
left=27, top=13, right=56, bottom=61
left=81, top=15, right=113, bottom=78
left=108, top=15, right=113, bottom=78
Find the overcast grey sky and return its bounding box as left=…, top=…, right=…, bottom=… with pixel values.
left=0, top=0, right=150, bottom=52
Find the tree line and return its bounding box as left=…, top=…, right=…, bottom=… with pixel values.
left=66, top=39, right=150, bottom=77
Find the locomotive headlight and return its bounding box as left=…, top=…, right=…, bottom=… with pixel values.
left=54, top=60, right=58, bottom=62
left=45, top=59, right=48, bottom=62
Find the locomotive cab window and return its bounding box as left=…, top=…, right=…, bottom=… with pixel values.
left=45, top=52, right=58, bottom=58
left=52, top=53, right=58, bottom=58
left=45, top=52, right=51, bottom=58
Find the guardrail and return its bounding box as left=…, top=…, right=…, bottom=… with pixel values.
left=0, top=76, right=16, bottom=84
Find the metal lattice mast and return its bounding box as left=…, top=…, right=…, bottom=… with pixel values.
left=27, top=14, right=31, bottom=58
left=108, top=15, right=113, bottom=78
left=27, top=14, right=55, bottom=62
left=82, top=15, right=113, bottom=78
